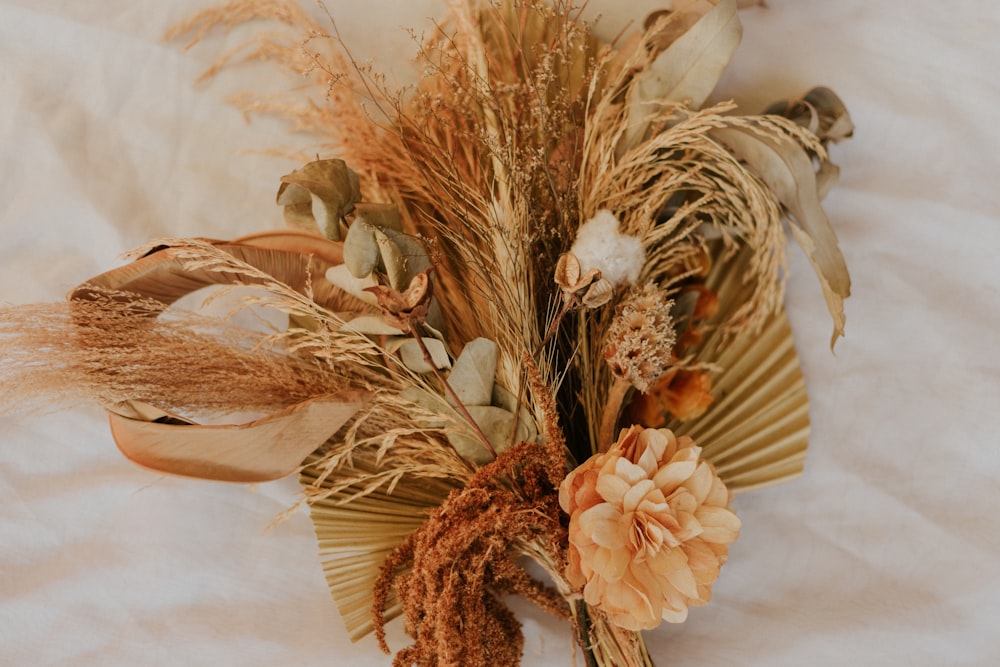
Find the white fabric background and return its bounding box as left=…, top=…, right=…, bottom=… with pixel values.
left=2, top=1, right=998, bottom=665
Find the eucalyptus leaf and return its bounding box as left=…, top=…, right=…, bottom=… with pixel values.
left=277, top=159, right=360, bottom=241
left=444, top=404, right=530, bottom=465
left=343, top=219, right=379, bottom=279
left=446, top=430, right=493, bottom=466
left=311, top=194, right=346, bottom=242
left=354, top=203, right=403, bottom=232
left=393, top=337, right=451, bottom=373
left=281, top=201, right=318, bottom=232
left=620, top=0, right=741, bottom=155
left=339, top=315, right=405, bottom=336
left=275, top=182, right=311, bottom=206
left=491, top=384, right=538, bottom=444
left=399, top=388, right=510, bottom=465
left=711, top=124, right=851, bottom=346
left=373, top=228, right=408, bottom=291
left=459, top=405, right=526, bottom=463
left=400, top=381, right=536, bottom=466
left=375, top=228, right=433, bottom=291
left=325, top=265, right=380, bottom=306
left=446, top=338, right=498, bottom=407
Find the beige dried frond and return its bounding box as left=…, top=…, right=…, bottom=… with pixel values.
left=0, top=296, right=345, bottom=420
left=582, top=104, right=787, bottom=328
left=667, top=244, right=812, bottom=493
left=298, top=390, right=479, bottom=640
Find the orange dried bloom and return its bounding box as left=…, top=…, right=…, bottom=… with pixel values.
left=629, top=369, right=715, bottom=425
left=559, top=426, right=739, bottom=630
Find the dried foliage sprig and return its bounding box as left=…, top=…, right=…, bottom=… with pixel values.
left=372, top=441, right=570, bottom=667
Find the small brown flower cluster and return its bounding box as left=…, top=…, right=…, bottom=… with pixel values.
left=604, top=284, right=675, bottom=393
left=373, top=442, right=570, bottom=667
left=628, top=368, right=715, bottom=424
left=625, top=280, right=719, bottom=426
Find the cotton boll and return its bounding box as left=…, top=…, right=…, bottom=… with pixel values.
left=570, top=210, right=645, bottom=287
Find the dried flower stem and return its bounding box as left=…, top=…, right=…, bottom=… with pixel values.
left=597, top=378, right=631, bottom=452
left=509, top=296, right=577, bottom=449
left=574, top=601, right=601, bottom=667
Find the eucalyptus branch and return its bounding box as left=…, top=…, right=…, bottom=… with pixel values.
left=412, top=326, right=498, bottom=461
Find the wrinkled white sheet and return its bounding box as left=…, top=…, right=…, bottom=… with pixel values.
left=2, top=1, right=998, bottom=665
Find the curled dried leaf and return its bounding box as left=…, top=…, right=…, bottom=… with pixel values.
left=765, top=86, right=855, bottom=145
left=554, top=252, right=606, bottom=307
left=276, top=159, right=361, bottom=241
left=71, top=231, right=350, bottom=314
left=109, top=392, right=368, bottom=482
left=354, top=202, right=402, bottom=231
left=364, top=268, right=434, bottom=333
left=581, top=279, right=613, bottom=309
left=394, top=337, right=451, bottom=373
left=643, top=1, right=716, bottom=54
left=711, top=123, right=851, bottom=346
left=620, top=0, right=742, bottom=154
left=343, top=219, right=379, bottom=278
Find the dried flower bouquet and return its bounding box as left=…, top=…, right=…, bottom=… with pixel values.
left=0, top=0, right=852, bottom=665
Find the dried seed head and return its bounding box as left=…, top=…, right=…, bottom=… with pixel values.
left=364, top=268, right=434, bottom=333
left=554, top=252, right=612, bottom=308
left=604, top=284, right=676, bottom=392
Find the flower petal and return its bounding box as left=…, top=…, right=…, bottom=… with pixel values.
left=653, top=458, right=698, bottom=493
left=695, top=506, right=741, bottom=543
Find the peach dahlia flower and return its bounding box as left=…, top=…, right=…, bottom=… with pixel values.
left=559, top=426, right=740, bottom=630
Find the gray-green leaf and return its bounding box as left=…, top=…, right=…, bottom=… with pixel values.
left=620, top=0, right=741, bottom=155
left=711, top=124, right=851, bottom=346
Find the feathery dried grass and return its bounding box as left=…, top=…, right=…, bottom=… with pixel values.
left=0, top=294, right=344, bottom=419
left=167, top=0, right=597, bottom=403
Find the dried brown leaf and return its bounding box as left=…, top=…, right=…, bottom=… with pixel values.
left=711, top=124, right=851, bottom=346
left=74, top=231, right=351, bottom=314
left=110, top=392, right=368, bottom=482
left=766, top=86, right=855, bottom=145
left=620, top=0, right=742, bottom=153
left=276, top=159, right=361, bottom=241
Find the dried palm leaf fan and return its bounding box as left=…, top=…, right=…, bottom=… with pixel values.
left=301, top=451, right=461, bottom=640
left=667, top=243, right=810, bottom=493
